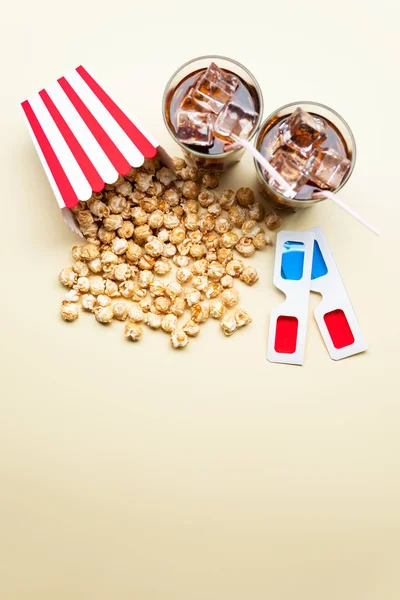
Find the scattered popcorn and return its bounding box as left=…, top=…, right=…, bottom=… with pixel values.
left=190, top=303, right=209, bottom=323
left=65, top=289, right=80, bottom=302
left=96, top=294, right=111, bottom=307
left=58, top=156, right=282, bottom=348
left=209, top=300, right=226, bottom=319
left=112, top=302, right=129, bottom=321
left=234, top=308, right=252, bottom=328
left=240, top=265, right=259, bottom=286
left=236, top=187, right=255, bottom=207
left=75, top=276, right=90, bottom=293
left=265, top=211, right=282, bottom=230
left=170, top=329, right=189, bottom=349
left=94, top=305, right=113, bottom=324
left=220, top=288, right=239, bottom=308
left=128, top=304, right=144, bottom=322
left=145, top=312, right=162, bottom=329
left=220, top=315, right=237, bottom=336
left=161, top=313, right=178, bottom=333
left=60, top=301, right=79, bottom=321
left=58, top=267, right=77, bottom=288
left=183, top=319, right=200, bottom=337
left=81, top=294, right=97, bottom=311
left=125, top=321, right=143, bottom=341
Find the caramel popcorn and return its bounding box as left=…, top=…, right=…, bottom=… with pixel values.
left=81, top=293, right=97, bottom=312
left=153, top=257, right=171, bottom=276
left=234, top=308, right=252, bottom=328
left=60, top=301, right=79, bottom=321
left=94, top=305, right=113, bottom=324
left=172, top=254, right=190, bottom=267
left=208, top=261, right=225, bottom=282
left=58, top=159, right=279, bottom=349
left=128, top=304, right=144, bottom=323
left=89, top=276, right=105, bottom=296
left=145, top=312, right=162, bottom=329
left=170, top=297, right=186, bottom=317
left=58, top=267, right=77, bottom=288
left=209, top=299, right=226, bottom=319
left=236, top=187, right=255, bottom=207
left=76, top=276, right=90, bottom=293
left=161, top=313, right=178, bottom=333
left=165, top=281, right=182, bottom=299
left=226, top=259, right=244, bottom=277
left=202, top=172, right=220, bottom=189
left=183, top=319, right=200, bottom=337
left=235, top=237, right=256, bottom=258
left=220, top=288, right=239, bottom=308
left=105, top=279, right=120, bottom=298
left=190, top=303, right=209, bottom=324
left=170, top=329, right=189, bottom=349
left=176, top=267, right=193, bottom=284
left=184, top=289, right=201, bottom=308
left=265, top=211, right=282, bottom=230
left=65, top=289, right=80, bottom=303
left=154, top=296, right=171, bottom=314
left=220, top=315, right=237, bottom=336
left=72, top=261, right=89, bottom=277
left=240, top=266, right=259, bottom=286
left=125, top=321, right=143, bottom=341
left=219, top=189, right=236, bottom=209
left=103, top=214, right=123, bottom=231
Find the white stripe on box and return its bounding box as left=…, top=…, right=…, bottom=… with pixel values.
left=46, top=81, right=119, bottom=185
left=28, top=94, right=92, bottom=201
left=65, top=69, right=145, bottom=168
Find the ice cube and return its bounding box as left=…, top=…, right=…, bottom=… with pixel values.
left=176, top=110, right=214, bottom=147
left=279, top=108, right=326, bottom=157
left=309, top=148, right=351, bottom=190
left=179, top=88, right=203, bottom=112
left=191, top=81, right=228, bottom=114
left=214, top=101, right=258, bottom=140
left=199, top=62, right=239, bottom=96
left=268, top=148, right=308, bottom=194
left=192, top=62, right=239, bottom=115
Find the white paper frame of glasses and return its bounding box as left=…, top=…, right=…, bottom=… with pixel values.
left=309, top=226, right=367, bottom=360
left=267, top=230, right=314, bottom=365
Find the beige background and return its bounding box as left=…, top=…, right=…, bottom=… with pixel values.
left=1, top=0, right=399, bottom=598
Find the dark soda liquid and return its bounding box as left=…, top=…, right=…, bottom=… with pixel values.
left=258, top=113, right=351, bottom=200
left=166, top=68, right=260, bottom=156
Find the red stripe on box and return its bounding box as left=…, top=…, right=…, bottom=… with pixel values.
left=274, top=316, right=298, bottom=354
left=76, top=66, right=157, bottom=159
left=324, top=309, right=355, bottom=349
left=57, top=76, right=131, bottom=175
left=39, top=89, right=105, bottom=193
left=21, top=100, right=78, bottom=209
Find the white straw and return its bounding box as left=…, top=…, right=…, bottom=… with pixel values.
left=231, top=135, right=381, bottom=237
left=231, top=136, right=295, bottom=198
left=312, top=190, right=380, bottom=236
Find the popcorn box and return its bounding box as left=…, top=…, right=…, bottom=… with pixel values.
left=21, top=65, right=173, bottom=236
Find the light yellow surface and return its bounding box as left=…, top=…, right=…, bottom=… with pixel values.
left=1, top=1, right=399, bottom=598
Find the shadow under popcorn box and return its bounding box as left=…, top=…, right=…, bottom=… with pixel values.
left=20, top=65, right=174, bottom=238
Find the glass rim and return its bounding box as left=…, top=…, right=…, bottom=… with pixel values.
left=253, top=100, right=357, bottom=205
left=162, top=54, right=264, bottom=159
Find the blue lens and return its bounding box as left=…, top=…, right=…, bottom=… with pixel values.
left=281, top=241, right=305, bottom=280
left=311, top=240, right=328, bottom=280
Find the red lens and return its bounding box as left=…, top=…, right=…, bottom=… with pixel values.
left=274, top=316, right=298, bottom=354
left=324, top=309, right=355, bottom=349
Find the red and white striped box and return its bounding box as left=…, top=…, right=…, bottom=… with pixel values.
left=21, top=65, right=173, bottom=236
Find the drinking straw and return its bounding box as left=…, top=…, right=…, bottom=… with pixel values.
left=229, top=135, right=381, bottom=237
left=312, top=190, right=380, bottom=236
